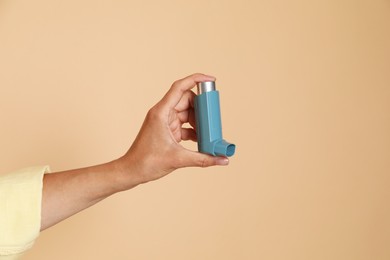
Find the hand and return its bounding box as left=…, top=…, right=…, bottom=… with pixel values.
left=117, top=73, right=230, bottom=185
left=40, top=73, right=230, bottom=230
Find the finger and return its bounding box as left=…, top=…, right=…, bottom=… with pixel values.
left=161, top=73, right=216, bottom=109
left=175, top=90, right=196, bottom=112
left=181, top=128, right=197, bottom=142
left=177, top=109, right=196, bottom=128
left=188, top=108, right=196, bottom=129
left=177, top=110, right=190, bottom=124
left=176, top=150, right=229, bottom=168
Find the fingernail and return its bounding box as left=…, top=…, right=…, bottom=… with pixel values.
left=217, top=157, right=229, bottom=166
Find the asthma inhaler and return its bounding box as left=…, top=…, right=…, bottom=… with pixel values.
left=194, top=81, right=236, bottom=157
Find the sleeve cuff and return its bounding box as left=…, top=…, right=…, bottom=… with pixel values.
left=0, top=166, right=50, bottom=256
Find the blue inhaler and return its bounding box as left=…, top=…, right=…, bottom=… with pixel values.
left=194, top=81, right=236, bottom=157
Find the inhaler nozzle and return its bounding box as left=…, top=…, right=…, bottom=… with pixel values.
left=214, top=139, right=236, bottom=157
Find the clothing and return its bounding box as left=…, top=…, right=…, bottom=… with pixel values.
left=0, top=166, right=50, bottom=259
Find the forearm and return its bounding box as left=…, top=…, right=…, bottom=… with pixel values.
left=40, top=158, right=139, bottom=231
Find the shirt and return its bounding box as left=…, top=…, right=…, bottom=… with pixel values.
left=0, top=166, right=50, bottom=259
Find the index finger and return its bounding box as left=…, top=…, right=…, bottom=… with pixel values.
left=160, top=73, right=216, bottom=109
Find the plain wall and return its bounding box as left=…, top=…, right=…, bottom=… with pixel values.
left=1, top=0, right=389, bottom=259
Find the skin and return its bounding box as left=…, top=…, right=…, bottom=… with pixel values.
left=41, top=73, right=229, bottom=231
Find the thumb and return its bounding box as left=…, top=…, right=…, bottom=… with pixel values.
left=178, top=150, right=230, bottom=168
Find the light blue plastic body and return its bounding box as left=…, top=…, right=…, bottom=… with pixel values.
left=194, top=90, right=235, bottom=157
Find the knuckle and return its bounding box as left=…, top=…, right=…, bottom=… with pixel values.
left=146, top=106, right=155, bottom=117
left=174, top=84, right=184, bottom=93
left=200, top=157, right=209, bottom=168
left=171, top=80, right=181, bottom=88
left=171, top=80, right=186, bottom=93
left=146, top=105, right=161, bottom=120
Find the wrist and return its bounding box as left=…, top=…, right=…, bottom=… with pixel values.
left=111, top=155, right=146, bottom=192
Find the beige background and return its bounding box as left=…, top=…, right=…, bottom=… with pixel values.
left=1, top=0, right=389, bottom=259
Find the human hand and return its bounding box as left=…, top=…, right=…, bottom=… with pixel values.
left=117, top=73, right=230, bottom=186
left=39, top=74, right=230, bottom=230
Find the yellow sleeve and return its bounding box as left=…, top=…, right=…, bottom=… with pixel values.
left=0, top=166, right=50, bottom=259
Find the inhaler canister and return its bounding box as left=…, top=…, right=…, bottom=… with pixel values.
left=194, top=81, right=236, bottom=157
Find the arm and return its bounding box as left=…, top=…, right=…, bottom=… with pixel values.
left=40, top=73, right=230, bottom=231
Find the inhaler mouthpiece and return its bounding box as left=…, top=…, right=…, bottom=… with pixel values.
left=194, top=81, right=236, bottom=157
